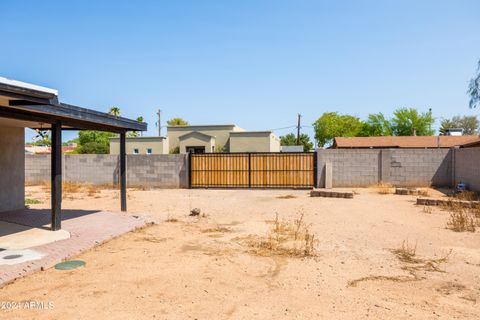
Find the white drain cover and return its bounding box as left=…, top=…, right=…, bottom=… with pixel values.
left=0, top=249, right=45, bottom=266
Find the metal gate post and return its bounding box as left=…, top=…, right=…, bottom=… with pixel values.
left=188, top=152, right=192, bottom=188
left=248, top=153, right=251, bottom=188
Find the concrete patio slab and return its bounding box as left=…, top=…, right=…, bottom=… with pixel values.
left=0, top=221, right=70, bottom=250
left=0, top=208, right=149, bottom=287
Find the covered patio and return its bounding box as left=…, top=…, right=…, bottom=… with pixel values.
left=0, top=76, right=147, bottom=230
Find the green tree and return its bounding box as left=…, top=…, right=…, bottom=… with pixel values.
left=78, top=130, right=116, bottom=146
left=74, top=130, right=115, bottom=154
left=167, top=117, right=189, bottom=126
left=313, top=112, right=363, bottom=147
left=358, top=113, right=392, bottom=136
left=109, top=106, right=121, bottom=116
left=439, top=115, right=479, bottom=135
left=468, top=59, right=480, bottom=109
left=390, top=108, right=435, bottom=136
left=75, top=142, right=110, bottom=154
left=279, top=133, right=314, bottom=151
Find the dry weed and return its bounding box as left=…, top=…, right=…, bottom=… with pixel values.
left=391, top=241, right=451, bottom=275
left=442, top=201, right=477, bottom=232
left=422, top=206, right=433, bottom=214
left=371, top=182, right=394, bottom=195
left=244, top=212, right=317, bottom=258
left=201, top=226, right=231, bottom=233
left=418, top=189, right=430, bottom=197
left=277, top=195, right=297, bottom=199
left=455, top=190, right=478, bottom=201
left=42, top=181, right=116, bottom=198
left=349, top=242, right=451, bottom=287
left=447, top=209, right=476, bottom=232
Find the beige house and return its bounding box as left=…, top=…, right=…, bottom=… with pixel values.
left=229, top=131, right=281, bottom=152
left=110, top=136, right=169, bottom=155
left=167, top=124, right=244, bottom=153
left=110, top=124, right=281, bottom=154
left=167, top=124, right=280, bottom=153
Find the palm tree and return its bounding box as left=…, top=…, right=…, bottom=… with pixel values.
left=167, top=117, right=189, bottom=126
left=109, top=106, right=121, bottom=117
left=469, top=59, right=480, bottom=109
left=137, top=116, right=144, bottom=136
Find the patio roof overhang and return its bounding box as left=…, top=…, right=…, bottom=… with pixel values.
left=0, top=78, right=146, bottom=133
left=0, top=77, right=145, bottom=231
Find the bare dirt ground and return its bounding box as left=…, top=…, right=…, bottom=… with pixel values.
left=1, top=186, right=479, bottom=319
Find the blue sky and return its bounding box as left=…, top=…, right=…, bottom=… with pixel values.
left=1, top=0, right=479, bottom=143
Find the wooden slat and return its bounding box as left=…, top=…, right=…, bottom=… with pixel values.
left=190, top=152, right=314, bottom=188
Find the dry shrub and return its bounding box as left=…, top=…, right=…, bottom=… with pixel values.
left=245, top=212, right=317, bottom=258
left=42, top=181, right=116, bottom=198
left=391, top=240, right=418, bottom=263
left=391, top=241, right=451, bottom=274
left=443, top=201, right=477, bottom=232
left=447, top=209, right=476, bottom=232
left=62, top=181, right=83, bottom=194
left=370, top=182, right=394, bottom=195
left=455, top=190, right=479, bottom=201
left=165, top=217, right=178, bottom=223
left=418, top=189, right=430, bottom=197
left=422, top=206, right=433, bottom=214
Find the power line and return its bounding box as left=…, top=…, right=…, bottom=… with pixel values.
left=268, top=125, right=297, bottom=132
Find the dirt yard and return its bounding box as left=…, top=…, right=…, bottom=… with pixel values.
left=1, top=186, right=479, bottom=319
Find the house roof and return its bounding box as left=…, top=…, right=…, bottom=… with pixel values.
left=230, top=131, right=274, bottom=136
left=168, top=124, right=240, bottom=130
left=333, top=136, right=480, bottom=149
left=178, top=131, right=215, bottom=141
left=0, top=76, right=147, bottom=133
left=110, top=136, right=167, bottom=142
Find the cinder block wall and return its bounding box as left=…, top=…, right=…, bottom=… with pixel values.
left=453, top=148, right=480, bottom=191
left=25, top=154, right=188, bottom=188
left=317, top=148, right=453, bottom=188
left=317, top=149, right=381, bottom=187
left=126, top=155, right=188, bottom=188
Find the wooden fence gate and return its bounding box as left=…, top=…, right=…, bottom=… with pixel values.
left=189, top=152, right=316, bottom=189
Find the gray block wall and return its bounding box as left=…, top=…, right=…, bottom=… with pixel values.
left=317, top=148, right=453, bottom=188
left=25, top=154, right=188, bottom=188
left=453, top=148, right=480, bottom=191
left=317, top=149, right=381, bottom=187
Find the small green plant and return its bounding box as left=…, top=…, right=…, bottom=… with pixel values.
left=25, top=197, right=42, bottom=205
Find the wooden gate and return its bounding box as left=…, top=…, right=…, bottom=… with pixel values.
left=189, top=152, right=316, bottom=189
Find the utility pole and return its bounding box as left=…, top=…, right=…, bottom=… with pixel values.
left=156, top=109, right=162, bottom=136
left=296, top=113, right=301, bottom=145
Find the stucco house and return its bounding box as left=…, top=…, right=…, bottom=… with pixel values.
left=167, top=124, right=280, bottom=153
left=112, top=124, right=281, bottom=154
left=110, top=136, right=169, bottom=155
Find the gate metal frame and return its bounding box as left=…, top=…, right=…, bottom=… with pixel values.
left=188, top=152, right=317, bottom=189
